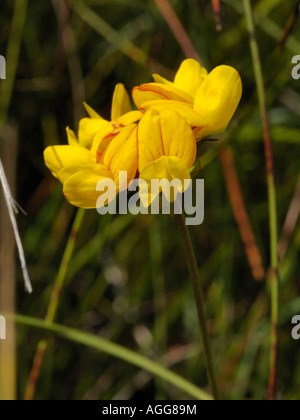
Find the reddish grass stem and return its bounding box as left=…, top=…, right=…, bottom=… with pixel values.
left=153, top=0, right=202, bottom=63
left=220, top=146, right=265, bottom=281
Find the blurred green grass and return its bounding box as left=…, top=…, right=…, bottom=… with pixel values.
left=0, top=0, right=300, bottom=400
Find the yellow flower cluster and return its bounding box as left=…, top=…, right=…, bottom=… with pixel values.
left=44, top=59, right=242, bottom=209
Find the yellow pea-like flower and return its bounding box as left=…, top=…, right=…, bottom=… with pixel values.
left=44, top=64, right=242, bottom=211
left=137, top=109, right=197, bottom=205
left=132, top=59, right=242, bottom=140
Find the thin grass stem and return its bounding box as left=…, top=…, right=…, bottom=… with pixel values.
left=243, top=0, right=279, bottom=401
left=24, top=208, right=85, bottom=400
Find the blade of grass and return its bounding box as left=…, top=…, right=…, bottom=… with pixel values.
left=243, top=0, right=279, bottom=401
left=225, top=0, right=300, bottom=54
left=278, top=1, right=300, bottom=49
left=220, top=146, right=265, bottom=281
left=278, top=175, right=300, bottom=261
left=14, top=314, right=213, bottom=401
left=153, top=0, right=202, bottom=62
left=52, top=0, right=86, bottom=126
left=71, top=0, right=147, bottom=65
left=0, top=127, right=17, bottom=400
left=71, top=0, right=170, bottom=75
left=0, top=0, right=28, bottom=139
left=24, top=208, right=85, bottom=400
left=212, top=0, right=222, bottom=31
left=0, top=0, right=32, bottom=294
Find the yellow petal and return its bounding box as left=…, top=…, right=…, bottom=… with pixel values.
left=111, top=83, right=132, bottom=121
left=102, top=124, right=138, bottom=190
left=194, top=65, right=242, bottom=138
left=78, top=118, right=108, bottom=149
left=132, top=83, right=193, bottom=109
left=139, top=100, right=207, bottom=128
left=138, top=109, right=196, bottom=172
left=90, top=125, right=120, bottom=163
left=114, top=110, right=143, bottom=126
left=139, top=156, right=191, bottom=206
left=63, top=165, right=115, bottom=209
left=44, top=145, right=90, bottom=179
left=152, top=74, right=173, bottom=86
left=83, top=102, right=103, bottom=120
left=66, top=127, right=80, bottom=147
left=174, top=59, right=208, bottom=97
left=58, top=163, right=100, bottom=183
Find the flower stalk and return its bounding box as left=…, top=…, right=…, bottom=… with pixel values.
left=175, top=213, right=221, bottom=401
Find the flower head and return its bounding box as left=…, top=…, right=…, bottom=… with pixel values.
left=44, top=59, right=242, bottom=211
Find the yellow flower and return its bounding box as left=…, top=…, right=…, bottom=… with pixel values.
left=137, top=108, right=197, bottom=205
left=132, top=59, right=242, bottom=140
left=44, top=83, right=140, bottom=209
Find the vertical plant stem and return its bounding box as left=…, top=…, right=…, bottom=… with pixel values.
left=153, top=0, right=201, bottom=62
left=175, top=213, right=221, bottom=400
left=220, top=146, right=265, bottom=281
left=211, top=0, right=222, bottom=31
left=150, top=218, right=167, bottom=399
left=0, top=126, right=18, bottom=400
left=0, top=0, right=28, bottom=140
left=24, top=208, right=85, bottom=400
left=278, top=175, right=300, bottom=261
left=243, top=0, right=279, bottom=401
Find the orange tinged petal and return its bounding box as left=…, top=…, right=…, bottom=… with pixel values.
left=139, top=100, right=207, bottom=128
left=133, top=83, right=193, bottom=110
left=102, top=124, right=138, bottom=190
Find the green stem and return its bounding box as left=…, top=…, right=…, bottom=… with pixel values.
left=150, top=218, right=168, bottom=399
left=46, top=208, right=85, bottom=322
left=24, top=208, right=85, bottom=400
left=243, top=0, right=279, bottom=401
left=12, top=314, right=213, bottom=401
left=0, top=0, right=28, bottom=140
left=175, top=213, right=221, bottom=400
